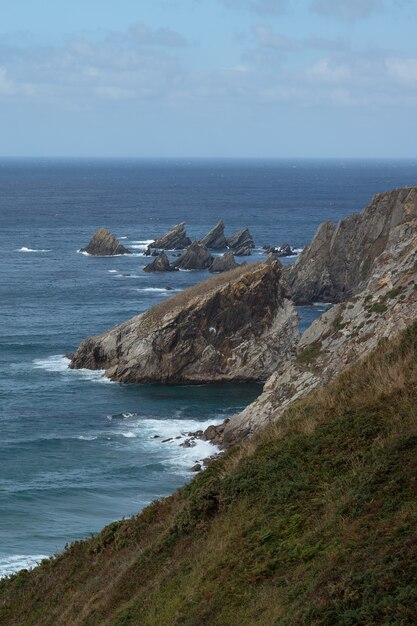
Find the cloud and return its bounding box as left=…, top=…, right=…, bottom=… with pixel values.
left=128, top=22, right=188, bottom=48
left=310, top=0, right=379, bottom=21
left=220, top=0, right=289, bottom=15
left=385, top=57, right=417, bottom=84
left=252, top=25, right=297, bottom=51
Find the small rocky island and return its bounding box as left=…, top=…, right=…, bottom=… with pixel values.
left=80, top=228, right=131, bottom=256
left=148, top=223, right=192, bottom=251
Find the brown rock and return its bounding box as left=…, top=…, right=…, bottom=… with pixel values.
left=149, top=223, right=191, bottom=250
left=80, top=228, right=131, bottom=256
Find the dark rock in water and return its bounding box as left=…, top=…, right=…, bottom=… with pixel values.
left=143, top=251, right=177, bottom=273
left=149, top=223, right=191, bottom=250
left=234, top=245, right=252, bottom=257
left=80, top=228, right=131, bottom=256
left=69, top=260, right=300, bottom=384
left=172, top=242, right=214, bottom=270
left=200, top=220, right=227, bottom=249
left=209, top=252, right=238, bottom=273
left=226, top=228, right=255, bottom=250
left=277, top=243, right=293, bottom=257
left=191, top=463, right=202, bottom=472
left=165, top=286, right=173, bottom=290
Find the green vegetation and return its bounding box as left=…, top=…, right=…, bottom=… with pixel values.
left=332, top=314, right=347, bottom=331
left=1, top=324, right=417, bottom=625
left=368, top=302, right=388, bottom=314
left=294, top=342, right=322, bottom=365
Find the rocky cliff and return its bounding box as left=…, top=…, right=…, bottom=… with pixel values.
left=149, top=223, right=191, bottom=250
left=200, top=220, right=227, bottom=248
left=219, top=188, right=417, bottom=445
left=80, top=228, right=131, bottom=256
left=285, top=186, right=417, bottom=304
left=69, top=261, right=300, bottom=384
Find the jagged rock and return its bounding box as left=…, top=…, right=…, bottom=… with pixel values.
left=226, top=228, right=255, bottom=250
left=143, top=251, right=177, bottom=273
left=200, top=220, right=227, bottom=248
left=172, top=242, right=214, bottom=270
left=149, top=223, right=191, bottom=250
left=234, top=245, right=252, bottom=257
left=276, top=243, right=294, bottom=257
left=191, top=464, right=202, bottom=472
left=80, top=228, right=131, bottom=256
left=285, top=186, right=417, bottom=304
left=69, top=261, right=300, bottom=384
left=217, top=187, right=417, bottom=446
left=209, top=252, right=238, bottom=273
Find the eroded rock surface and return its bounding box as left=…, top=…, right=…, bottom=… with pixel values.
left=149, top=223, right=191, bottom=250
left=143, top=251, right=177, bottom=272
left=209, top=252, right=239, bottom=273
left=200, top=220, right=227, bottom=249
left=227, top=228, right=255, bottom=250
left=70, top=261, right=300, bottom=384
left=80, top=228, right=131, bottom=256
left=172, top=242, right=214, bottom=270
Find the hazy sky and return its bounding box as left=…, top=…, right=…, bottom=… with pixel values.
left=1, top=0, right=417, bottom=157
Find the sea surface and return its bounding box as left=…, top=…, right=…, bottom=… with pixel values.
left=1, top=158, right=416, bottom=578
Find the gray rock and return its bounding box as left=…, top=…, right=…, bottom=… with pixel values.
left=80, top=228, right=131, bottom=256
left=149, top=223, right=191, bottom=250
left=200, top=220, right=227, bottom=249
left=69, top=261, right=300, bottom=384
left=143, top=251, right=177, bottom=273
left=209, top=252, right=238, bottom=273
left=234, top=245, right=252, bottom=257
left=226, top=228, right=255, bottom=250
left=172, top=242, right=214, bottom=270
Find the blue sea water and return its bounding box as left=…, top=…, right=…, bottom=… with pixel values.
left=1, top=158, right=416, bottom=577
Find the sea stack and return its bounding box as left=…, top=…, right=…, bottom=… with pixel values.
left=69, top=261, right=300, bottom=384
left=200, top=220, right=227, bottom=248
left=226, top=228, right=255, bottom=251
left=80, top=228, right=131, bottom=256
left=149, top=223, right=191, bottom=250
left=143, top=251, right=177, bottom=272
left=209, top=252, right=238, bottom=273
left=172, top=242, right=214, bottom=270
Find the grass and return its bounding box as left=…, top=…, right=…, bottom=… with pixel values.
left=295, top=342, right=322, bottom=365
left=1, top=323, right=417, bottom=625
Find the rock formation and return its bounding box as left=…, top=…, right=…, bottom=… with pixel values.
left=143, top=251, right=177, bottom=272
left=207, top=186, right=417, bottom=446
left=234, top=245, right=252, bottom=257
left=149, top=223, right=191, bottom=250
left=172, top=242, right=214, bottom=270
left=80, top=228, right=131, bottom=256
left=69, top=261, right=300, bottom=384
left=200, top=220, right=227, bottom=248
left=226, top=228, right=255, bottom=250
left=209, top=252, right=238, bottom=273
left=285, top=186, right=417, bottom=304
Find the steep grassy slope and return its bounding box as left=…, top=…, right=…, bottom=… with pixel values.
left=1, top=324, right=417, bottom=625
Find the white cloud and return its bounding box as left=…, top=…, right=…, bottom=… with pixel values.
left=310, top=0, right=379, bottom=21
left=220, top=0, right=289, bottom=15
left=252, top=25, right=297, bottom=51
left=385, top=57, right=417, bottom=84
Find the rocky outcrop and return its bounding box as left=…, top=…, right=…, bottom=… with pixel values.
left=285, top=187, right=417, bottom=304
left=143, top=251, right=177, bottom=272
left=227, top=228, right=255, bottom=250
left=172, top=242, right=214, bottom=270
left=200, top=220, right=227, bottom=249
left=149, top=223, right=191, bottom=250
left=213, top=190, right=417, bottom=446
left=209, top=252, right=238, bottom=273
left=69, top=261, right=300, bottom=384
left=80, top=228, right=131, bottom=256
left=234, top=245, right=252, bottom=257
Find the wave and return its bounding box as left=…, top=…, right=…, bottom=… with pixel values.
left=16, top=247, right=50, bottom=253
left=33, top=355, right=113, bottom=384
left=0, top=554, right=49, bottom=579
left=134, top=287, right=178, bottom=293
left=130, top=239, right=155, bottom=251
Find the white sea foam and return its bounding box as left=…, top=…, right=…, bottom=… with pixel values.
left=0, top=554, right=49, bottom=579
left=119, top=236, right=127, bottom=240
left=16, top=247, right=50, bottom=253
left=130, top=239, right=155, bottom=251
left=33, top=355, right=113, bottom=384
left=134, top=287, right=176, bottom=293
left=108, top=269, right=118, bottom=273
left=76, top=435, right=98, bottom=441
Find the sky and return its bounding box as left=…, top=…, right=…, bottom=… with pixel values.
left=1, top=0, right=417, bottom=157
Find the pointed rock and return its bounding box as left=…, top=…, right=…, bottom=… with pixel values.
left=209, top=252, right=238, bottom=273
left=200, top=220, right=227, bottom=248
left=172, top=242, right=214, bottom=270
left=149, top=223, right=191, bottom=250
left=226, top=228, right=255, bottom=250
left=143, top=251, right=177, bottom=273
left=80, top=228, right=131, bottom=256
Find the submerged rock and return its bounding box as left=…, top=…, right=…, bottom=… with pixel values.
left=226, top=228, right=255, bottom=250
left=149, top=223, right=191, bottom=250
left=143, top=251, right=177, bottom=273
left=69, top=261, right=300, bottom=384
left=200, top=220, right=227, bottom=249
left=172, top=242, right=214, bottom=270
left=285, top=186, right=417, bottom=304
left=209, top=252, right=238, bottom=273
left=80, top=228, right=131, bottom=256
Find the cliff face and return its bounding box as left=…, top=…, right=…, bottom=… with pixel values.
left=70, top=261, right=300, bottom=384
left=285, top=186, right=417, bottom=304
left=221, top=200, right=417, bottom=445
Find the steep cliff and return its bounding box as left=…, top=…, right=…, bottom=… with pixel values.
left=285, top=186, right=417, bottom=304
left=69, top=261, right=299, bottom=384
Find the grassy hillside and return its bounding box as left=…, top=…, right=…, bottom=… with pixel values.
left=1, top=323, right=417, bottom=625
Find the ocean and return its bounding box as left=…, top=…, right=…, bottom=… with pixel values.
left=1, top=158, right=416, bottom=577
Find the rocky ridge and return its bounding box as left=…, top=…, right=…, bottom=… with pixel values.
left=149, top=223, right=191, bottom=250
left=70, top=260, right=300, bottom=384
left=172, top=242, right=214, bottom=270
left=200, top=220, right=227, bottom=248
left=80, top=228, right=131, bottom=256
